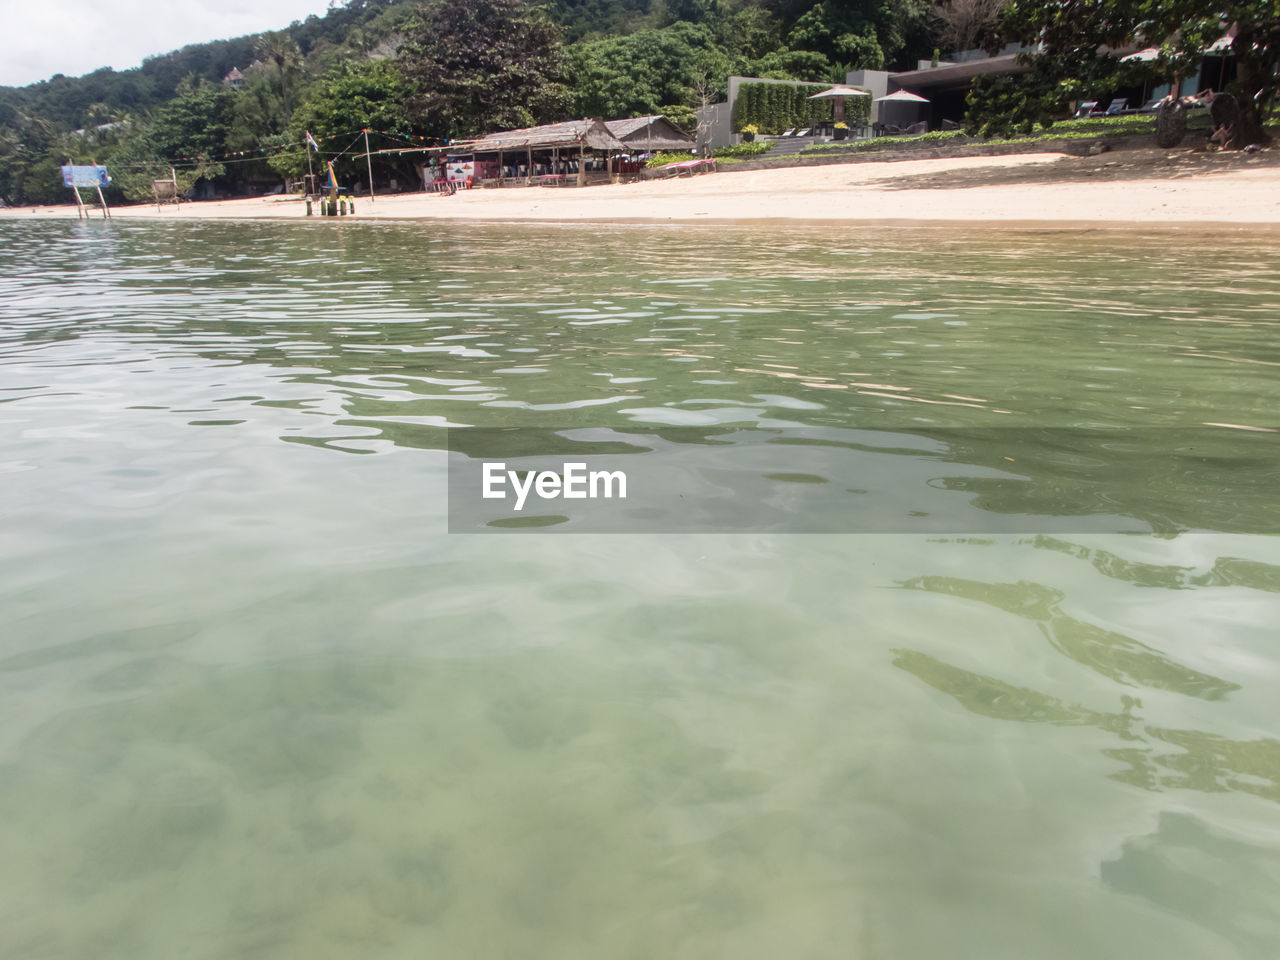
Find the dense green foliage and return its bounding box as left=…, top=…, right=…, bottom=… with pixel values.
left=271, top=60, right=417, bottom=181
left=964, top=0, right=1279, bottom=145
left=709, top=140, right=773, bottom=157
left=399, top=0, right=572, bottom=138
left=1, top=0, right=938, bottom=204
left=571, top=23, right=733, bottom=118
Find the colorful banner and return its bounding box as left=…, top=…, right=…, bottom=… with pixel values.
left=447, top=160, right=474, bottom=183
left=60, top=165, right=111, bottom=188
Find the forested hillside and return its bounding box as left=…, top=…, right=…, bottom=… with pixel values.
left=0, top=0, right=937, bottom=204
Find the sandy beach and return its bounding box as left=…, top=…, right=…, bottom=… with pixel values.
left=4, top=146, right=1276, bottom=226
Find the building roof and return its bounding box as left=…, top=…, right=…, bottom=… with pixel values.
left=464, top=119, right=627, bottom=153
left=603, top=116, right=695, bottom=151
left=889, top=54, right=1028, bottom=91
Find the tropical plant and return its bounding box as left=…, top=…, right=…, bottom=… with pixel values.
left=254, top=31, right=302, bottom=119
left=398, top=0, right=571, bottom=139
left=569, top=23, right=733, bottom=120
left=965, top=0, right=1279, bottom=146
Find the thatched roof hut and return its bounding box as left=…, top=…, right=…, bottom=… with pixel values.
left=603, top=116, right=695, bottom=152
left=466, top=119, right=626, bottom=153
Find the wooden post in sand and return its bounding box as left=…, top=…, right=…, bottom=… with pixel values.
left=577, top=139, right=586, bottom=187
left=66, top=160, right=86, bottom=219
left=91, top=159, right=110, bottom=218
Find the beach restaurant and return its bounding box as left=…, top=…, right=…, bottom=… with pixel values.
left=378, top=118, right=671, bottom=189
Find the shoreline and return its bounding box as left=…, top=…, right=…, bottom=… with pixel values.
left=4, top=147, right=1277, bottom=228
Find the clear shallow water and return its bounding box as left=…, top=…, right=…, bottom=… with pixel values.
left=1, top=219, right=1278, bottom=958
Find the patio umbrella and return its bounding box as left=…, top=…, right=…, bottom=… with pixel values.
left=874, top=90, right=930, bottom=103
left=807, top=85, right=872, bottom=99
left=873, top=90, right=929, bottom=130
left=806, top=85, right=871, bottom=124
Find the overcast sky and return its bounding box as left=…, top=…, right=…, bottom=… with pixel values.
left=4, top=0, right=338, bottom=87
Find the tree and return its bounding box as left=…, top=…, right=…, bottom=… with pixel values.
left=720, top=6, right=786, bottom=61
left=785, top=0, right=931, bottom=70
left=930, top=0, right=1003, bottom=56
left=746, top=49, right=834, bottom=81
left=570, top=23, right=733, bottom=118
left=0, top=115, right=64, bottom=204
left=102, top=84, right=235, bottom=200
left=398, top=0, right=572, bottom=139
left=255, top=31, right=303, bottom=119
left=270, top=59, right=416, bottom=182
left=966, top=0, right=1279, bottom=146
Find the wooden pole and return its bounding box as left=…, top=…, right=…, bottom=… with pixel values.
left=66, top=159, right=86, bottom=218
left=578, top=140, right=586, bottom=187
left=66, top=160, right=86, bottom=219
left=91, top=158, right=109, bottom=218
left=526, top=144, right=533, bottom=186
left=497, top=149, right=504, bottom=187
left=364, top=129, right=375, bottom=202
left=172, top=167, right=180, bottom=209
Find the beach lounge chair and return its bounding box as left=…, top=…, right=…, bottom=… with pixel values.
left=1105, top=98, right=1130, bottom=115
left=780, top=128, right=795, bottom=137
left=1074, top=100, right=1098, bottom=118
left=659, top=159, right=701, bottom=178
left=796, top=128, right=810, bottom=137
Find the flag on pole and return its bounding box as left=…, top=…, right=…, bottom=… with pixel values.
left=305, top=131, right=321, bottom=151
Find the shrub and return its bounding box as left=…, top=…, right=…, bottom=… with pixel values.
left=713, top=141, right=771, bottom=159
left=646, top=151, right=694, bottom=168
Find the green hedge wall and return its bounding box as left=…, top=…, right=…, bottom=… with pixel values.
left=731, top=81, right=870, bottom=134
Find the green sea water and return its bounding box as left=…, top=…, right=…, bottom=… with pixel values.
left=1, top=219, right=1278, bottom=959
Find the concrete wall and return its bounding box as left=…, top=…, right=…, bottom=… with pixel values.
left=847, top=70, right=890, bottom=123
left=847, top=70, right=889, bottom=100
left=697, top=103, right=734, bottom=150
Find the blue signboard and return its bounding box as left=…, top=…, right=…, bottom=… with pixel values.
left=60, top=165, right=111, bottom=189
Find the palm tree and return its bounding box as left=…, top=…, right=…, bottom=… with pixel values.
left=255, top=31, right=302, bottom=119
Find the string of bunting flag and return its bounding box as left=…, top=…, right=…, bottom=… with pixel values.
left=118, top=128, right=464, bottom=169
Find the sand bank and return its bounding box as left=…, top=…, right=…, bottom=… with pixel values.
left=4, top=148, right=1277, bottom=227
